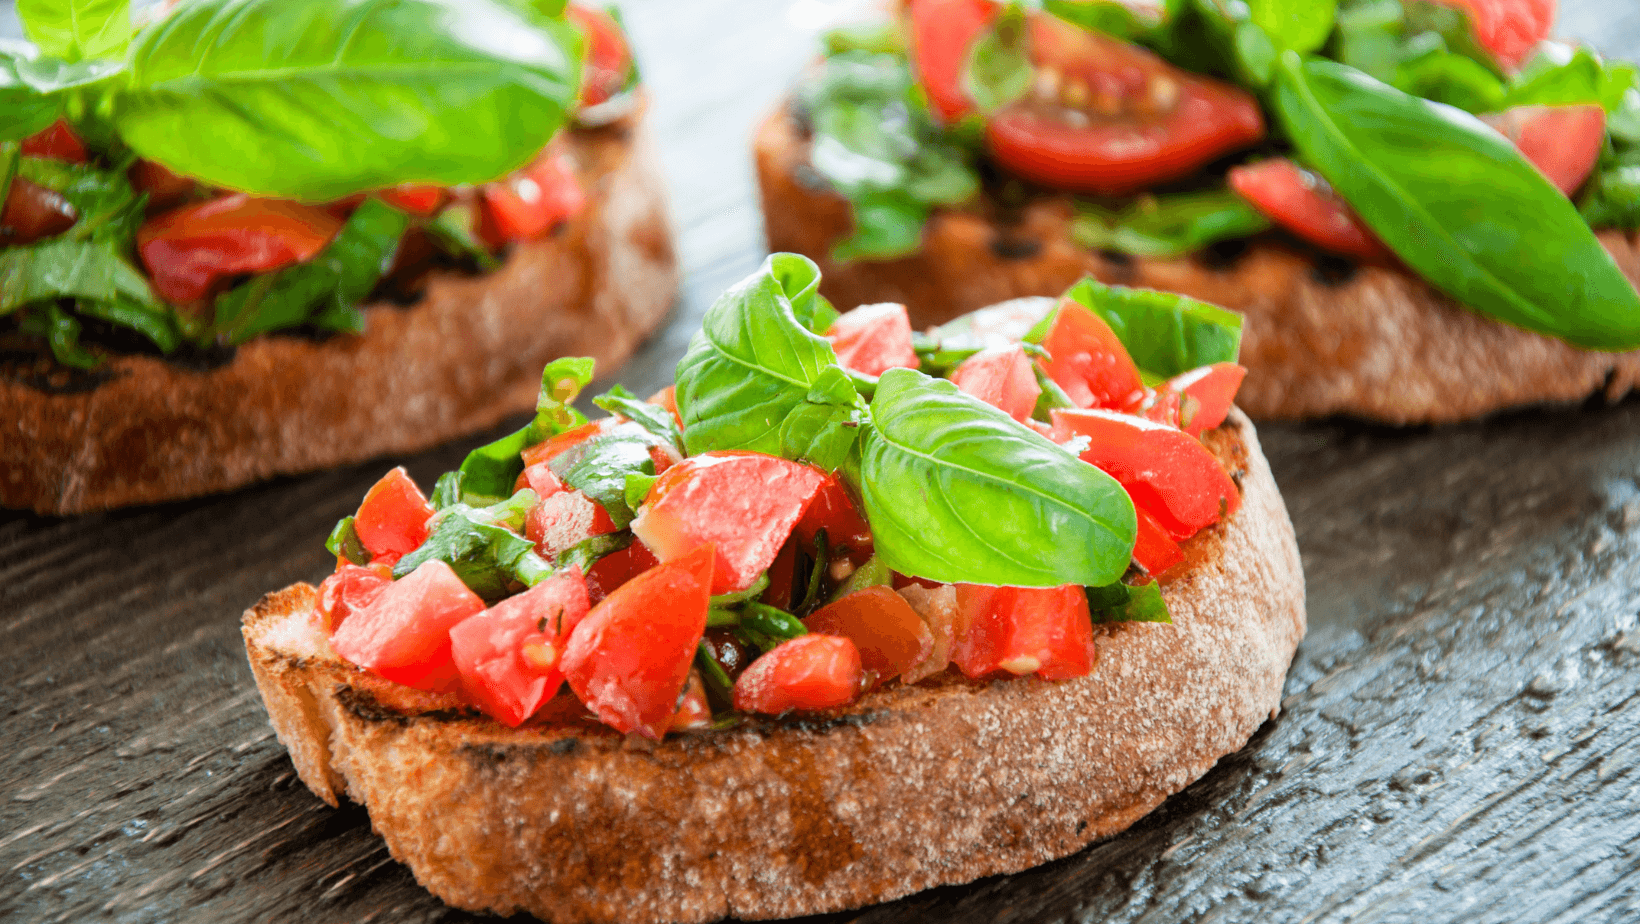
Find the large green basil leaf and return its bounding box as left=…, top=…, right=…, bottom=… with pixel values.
left=962, top=4, right=1031, bottom=115
left=17, top=0, right=132, bottom=63
left=856, top=368, right=1135, bottom=588
left=1332, top=0, right=1505, bottom=113
left=674, top=254, right=840, bottom=456
left=1060, top=277, right=1242, bottom=378
left=1275, top=54, right=1640, bottom=351
left=458, top=356, right=594, bottom=503
left=779, top=365, right=869, bottom=473
left=114, top=0, right=581, bottom=201
left=1071, top=188, right=1271, bottom=258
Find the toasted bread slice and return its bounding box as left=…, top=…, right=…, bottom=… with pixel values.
left=241, top=411, right=1305, bottom=924
left=756, top=105, right=1640, bottom=425
left=1, top=108, right=678, bottom=516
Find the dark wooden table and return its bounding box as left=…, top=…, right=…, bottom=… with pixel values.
left=6, top=2, right=1640, bottom=921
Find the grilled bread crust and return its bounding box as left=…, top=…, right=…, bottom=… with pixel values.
left=241, top=410, right=1305, bottom=924
left=1, top=108, right=678, bottom=516
left=755, top=106, right=1640, bottom=425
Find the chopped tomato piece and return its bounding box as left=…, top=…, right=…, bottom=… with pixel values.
left=897, top=583, right=960, bottom=683
left=804, top=586, right=933, bottom=687
left=1432, top=0, right=1555, bottom=69
left=137, top=194, right=343, bottom=303
left=522, top=419, right=612, bottom=468
left=670, top=670, right=714, bottom=732
left=761, top=538, right=801, bottom=610
left=480, top=152, right=586, bottom=245
left=129, top=160, right=196, bottom=212
left=526, top=488, right=618, bottom=561
left=908, top=0, right=997, bottom=123
left=315, top=564, right=392, bottom=633
left=733, top=634, right=864, bottom=714
left=561, top=545, right=715, bottom=738
left=567, top=3, right=634, bottom=108
left=21, top=120, right=87, bottom=163
left=1228, top=159, right=1390, bottom=261
left=825, top=303, right=919, bottom=377
left=353, top=467, right=435, bottom=564
left=449, top=568, right=591, bottom=727
left=515, top=461, right=567, bottom=497
left=1, top=178, right=76, bottom=244
left=792, top=473, right=874, bottom=562
left=951, top=584, right=1097, bottom=681
left=1051, top=408, right=1240, bottom=540
left=1124, top=386, right=1183, bottom=429
left=1038, top=298, right=1144, bottom=409
left=985, top=16, right=1265, bottom=195
left=376, top=183, right=445, bottom=216
left=1480, top=104, right=1605, bottom=196
left=330, top=560, right=486, bottom=692
left=950, top=345, right=1042, bottom=422
left=1168, top=363, right=1245, bottom=438
left=1132, top=506, right=1185, bottom=576
left=584, top=539, right=660, bottom=602
left=632, top=452, right=828, bottom=595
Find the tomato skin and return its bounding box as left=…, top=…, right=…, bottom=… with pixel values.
left=908, top=0, right=997, bottom=123
left=376, top=183, right=445, bottom=217
left=825, top=303, right=919, bottom=377
left=986, top=17, right=1265, bottom=196
left=1, top=178, right=77, bottom=244
left=1038, top=299, right=1145, bottom=409
left=951, top=584, right=1096, bottom=681
left=129, top=160, right=197, bottom=212
left=1168, top=363, right=1245, bottom=438
left=137, top=194, right=343, bottom=303
left=522, top=419, right=611, bottom=468
left=1131, top=505, right=1185, bottom=577
left=733, top=634, right=864, bottom=714
left=1432, top=0, right=1555, bottom=69
left=561, top=544, right=715, bottom=738
left=632, top=452, right=828, bottom=595
left=583, top=539, right=660, bottom=602
left=1480, top=104, right=1605, bottom=196
left=21, top=120, right=87, bottom=163
left=804, top=586, right=933, bottom=687
left=567, top=3, right=633, bottom=108
left=950, top=345, right=1042, bottom=422
left=315, top=564, right=393, bottom=634
left=480, top=152, right=586, bottom=245
left=330, top=560, right=487, bottom=692
left=1124, top=386, right=1183, bottom=429
left=670, top=670, right=714, bottom=732
left=448, top=568, right=590, bottom=727
left=1228, top=159, right=1390, bottom=261
left=1050, top=408, right=1240, bottom=540
left=354, top=467, right=435, bottom=564
left=792, top=474, right=874, bottom=562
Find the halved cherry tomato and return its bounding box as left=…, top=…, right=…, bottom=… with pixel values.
left=804, top=586, right=933, bottom=687
left=792, top=473, right=874, bottom=562
left=950, top=345, right=1042, bottom=422
left=1432, top=0, right=1556, bottom=69
left=315, top=564, right=392, bottom=634
left=908, top=0, right=997, bottom=124
left=1168, top=362, right=1246, bottom=438
left=1037, top=298, right=1144, bottom=409
left=985, top=15, right=1265, bottom=195
left=632, top=452, right=828, bottom=595
left=1, top=179, right=76, bottom=244
left=329, top=560, right=486, bottom=692
left=448, top=567, right=590, bottom=727
left=671, top=670, right=714, bottom=732
left=376, top=183, right=445, bottom=217
left=480, top=152, right=586, bottom=246
left=1480, top=104, right=1605, bottom=196
left=137, top=194, right=343, bottom=303
left=733, top=634, right=864, bottom=714
left=1228, top=159, right=1390, bottom=261
left=1050, top=408, right=1240, bottom=540
left=1131, top=506, right=1185, bottom=577
left=561, top=544, right=715, bottom=738
left=951, top=583, right=1096, bottom=681
left=129, top=160, right=197, bottom=212
left=354, top=467, right=435, bottom=564
left=825, top=302, right=919, bottom=377
left=21, top=120, right=87, bottom=163
left=567, top=3, right=633, bottom=108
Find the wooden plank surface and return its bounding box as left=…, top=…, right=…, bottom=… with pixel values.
left=5, top=2, right=1640, bottom=922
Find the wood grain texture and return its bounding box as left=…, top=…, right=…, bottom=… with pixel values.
left=5, top=1, right=1640, bottom=923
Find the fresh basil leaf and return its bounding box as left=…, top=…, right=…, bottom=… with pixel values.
left=593, top=384, right=683, bottom=451
left=425, top=203, right=500, bottom=271
left=1580, top=163, right=1640, bottom=229
left=547, top=421, right=658, bottom=528
left=17, top=0, right=132, bottom=63
left=1246, top=0, right=1336, bottom=55
left=832, top=189, right=928, bottom=262
left=739, top=602, right=809, bottom=652
left=779, top=365, right=869, bottom=473
left=963, top=3, right=1032, bottom=115
left=1043, top=0, right=1169, bottom=41
left=1060, top=276, right=1242, bottom=378
left=857, top=368, right=1135, bottom=588
left=325, top=516, right=371, bottom=566
left=17, top=155, right=147, bottom=244
left=0, top=237, right=156, bottom=313
left=214, top=198, right=408, bottom=344
left=392, top=507, right=547, bottom=601
left=1087, top=579, right=1172, bottom=623
left=430, top=471, right=465, bottom=511
left=115, top=0, right=582, bottom=201
left=0, top=54, right=62, bottom=141
left=556, top=530, right=632, bottom=575
left=463, top=488, right=538, bottom=532
left=18, top=301, right=98, bottom=369
left=1392, top=41, right=1505, bottom=113
left=1332, top=0, right=1505, bottom=112
left=1275, top=54, right=1640, bottom=350
left=623, top=471, right=658, bottom=511
left=458, top=356, right=594, bottom=502
left=674, top=254, right=840, bottom=456
left=1071, top=188, right=1272, bottom=257
left=75, top=295, right=182, bottom=352
left=1504, top=45, right=1609, bottom=109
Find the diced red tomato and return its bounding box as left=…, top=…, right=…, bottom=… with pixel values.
left=137, top=194, right=343, bottom=303
left=1168, top=363, right=1245, bottom=438
left=950, top=584, right=1096, bottom=681
left=908, top=0, right=997, bottom=123
left=21, top=120, right=87, bottom=163
left=1, top=178, right=76, bottom=244
left=1228, top=159, right=1390, bottom=261
left=803, top=586, right=933, bottom=687
left=526, top=488, right=618, bottom=560
left=1480, top=104, right=1605, bottom=196
left=315, top=564, right=393, bottom=633
left=1037, top=299, right=1144, bottom=409
left=129, top=160, right=196, bottom=212
left=897, top=583, right=960, bottom=682
left=1432, top=0, right=1556, bottom=69
left=353, top=467, right=435, bottom=564
left=522, top=419, right=612, bottom=468
left=480, top=152, right=586, bottom=245
left=515, top=461, right=567, bottom=497
left=825, top=303, right=919, bottom=377
left=632, top=452, right=828, bottom=595
left=584, top=539, right=660, bottom=602
left=670, top=670, right=714, bottom=732
left=950, top=345, right=1042, bottom=422
left=1132, top=505, right=1185, bottom=577
left=1124, top=386, right=1183, bottom=429
left=330, top=560, right=486, bottom=692
left=761, top=538, right=800, bottom=610
left=984, top=15, right=1265, bottom=195
left=376, top=183, right=445, bottom=217
left=448, top=568, right=591, bottom=727
left=567, top=3, right=634, bottom=108
left=648, top=385, right=683, bottom=428
left=792, top=473, right=874, bottom=562
left=561, top=544, right=715, bottom=738
left=733, top=634, right=864, bottom=714
left=1050, top=408, right=1240, bottom=540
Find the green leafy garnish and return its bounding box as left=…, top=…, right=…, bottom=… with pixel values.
left=1087, top=580, right=1172, bottom=623
left=393, top=503, right=550, bottom=601
left=593, top=384, right=683, bottom=452
left=16, top=0, right=133, bottom=64
left=1060, top=277, right=1243, bottom=378
left=1071, top=188, right=1272, bottom=258
left=325, top=516, right=371, bottom=566
left=458, top=356, right=595, bottom=503
left=548, top=422, right=661, bottom=528
left=963, top=3, right=1032, bottom=115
